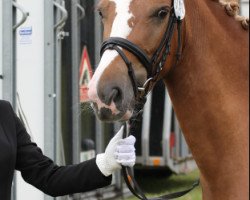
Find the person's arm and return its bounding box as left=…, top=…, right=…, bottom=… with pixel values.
left=12, top=101, right=136, bottom=197
left=14, top=110, right=112, bottom=196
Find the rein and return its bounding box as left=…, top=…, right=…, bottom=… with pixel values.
left=100, top=1, right=199, bottom=199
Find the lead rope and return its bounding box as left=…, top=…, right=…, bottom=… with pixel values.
left=122, top=99, right=148, bottom=200
left=122, top=105, right=200, bottom=200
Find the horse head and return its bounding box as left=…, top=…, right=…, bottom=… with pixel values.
left=88, top=0, right=181, bottom=122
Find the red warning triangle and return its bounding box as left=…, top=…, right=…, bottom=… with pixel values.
left=79, top=46, right=93, bottom=102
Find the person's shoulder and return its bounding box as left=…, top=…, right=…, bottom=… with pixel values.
left=0, top=100, right=12, bottom=109
left=0, top=100, right=11, bottom=105
left=0, top=100, right=16, bottom=136
left=0, top=100, right=14, bottom=117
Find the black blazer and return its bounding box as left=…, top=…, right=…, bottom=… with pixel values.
left=0, top=100, right=111, bottom=200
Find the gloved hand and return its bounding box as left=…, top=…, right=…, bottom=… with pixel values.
left=96, top=126, right=136, bottom=177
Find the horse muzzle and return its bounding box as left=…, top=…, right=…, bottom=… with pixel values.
left=88, top=76, right=134, bottom=122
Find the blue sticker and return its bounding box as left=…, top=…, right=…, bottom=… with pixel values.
left=19, top=27, right=32, bottom=36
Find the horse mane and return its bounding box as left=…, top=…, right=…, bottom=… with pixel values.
left=217, top=0, right=249, bottom=30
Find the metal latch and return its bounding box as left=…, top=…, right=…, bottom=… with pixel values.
left=57, top=31, right=70, bottom=40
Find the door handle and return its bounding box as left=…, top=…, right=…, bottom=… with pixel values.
left=76, top=3, right=85, bottom=21
left=12, top=1, right=29, bottom=30
left=53, top=1, right=68, bottom=30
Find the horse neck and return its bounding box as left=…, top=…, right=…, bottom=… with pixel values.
left=164, top=1, right=249, bottom=199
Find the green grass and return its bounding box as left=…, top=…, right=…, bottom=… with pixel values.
left=125, top=169, right=202, bottom=200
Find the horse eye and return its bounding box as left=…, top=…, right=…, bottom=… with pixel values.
left=98, top=10, right=103, bottom=18
left=157, top=9, right=168, bottom=19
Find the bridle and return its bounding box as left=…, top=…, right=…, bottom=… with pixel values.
left=101, top=7, right=178, bottom=101
left=100, top=1, right=200, bottom=199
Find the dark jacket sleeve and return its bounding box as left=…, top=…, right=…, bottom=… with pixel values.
left=12, top=104, right=112, bottom=197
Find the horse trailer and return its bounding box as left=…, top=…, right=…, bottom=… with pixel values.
left=133, top=81, right=197, bottom=174
left=0, top=1, right=249, bottom=200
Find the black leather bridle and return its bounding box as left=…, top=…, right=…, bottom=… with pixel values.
left=101, top=7, right=178, bottom=101
left=100, top=2, right=199, bottom=199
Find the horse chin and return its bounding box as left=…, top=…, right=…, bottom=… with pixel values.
left=91, top=103, right=133, bottom=122
left=96, top=109, right=132, bottom=122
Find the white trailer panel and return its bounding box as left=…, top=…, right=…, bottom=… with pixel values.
left=15, top=0, right=45, bottom=200
left=241, top=0, right=249, bottom=17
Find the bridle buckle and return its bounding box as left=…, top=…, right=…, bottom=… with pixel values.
left=138, top=77, right=154, bottom=92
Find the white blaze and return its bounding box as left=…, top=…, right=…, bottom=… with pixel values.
left=110, top=0, right=133, bottom=37
left=88, top=0, right=134, bottom=109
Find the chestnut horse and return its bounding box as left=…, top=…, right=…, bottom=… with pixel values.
left=88, top=0, right=249, bottom=199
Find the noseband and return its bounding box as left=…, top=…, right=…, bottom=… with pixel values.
left=100, top=1, right=199, bottom=200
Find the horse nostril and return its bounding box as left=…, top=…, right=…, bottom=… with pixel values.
left=106, top=88, right=122, bottom=105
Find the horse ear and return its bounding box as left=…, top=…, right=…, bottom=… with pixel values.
left=174, top=0, right=186, bottom=20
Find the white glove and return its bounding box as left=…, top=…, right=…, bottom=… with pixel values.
left=96, top=126, right=136, bottom=177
